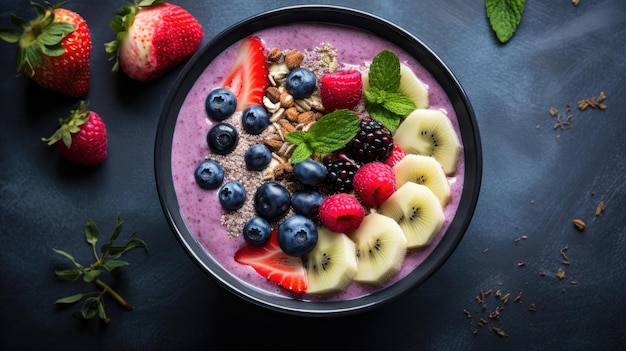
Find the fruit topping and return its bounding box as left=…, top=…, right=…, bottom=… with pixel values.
left=253, top=181, right=291, bottom=222
left=234, top=229, right=308, bottom=294
left=349, top=213, right=407, bottom=286
left=398, top=63, right=430, bottom=110
left=393, top=154, right=451, bottom=207
left=378, top=182, right=444, bottom=249
left=291, top=189, right=323, bottom=219
left=241, top=105, right=270, bottom=135
left=277, top=215, right=319, bottom=257
left=384, top=142, right=406, bottom=167
left=293, top=158, right=328, bottom=186
left=393, top=109, right=461, bottom=175
left=303, top=227, right=357, bottom=294
left=320, top=69, right=363, bottom=111
left=221, top=36, right=269, bottom=111
left=318, top=193, right=365, bottom=234
left=218, top=180, right=247, bottom=211
left=205, top=88, right=237, bottom=121
left=242, top=217, right=272, bottom=246
left=324, top=159, right=359, bottom=193
left=244, top=144, right=272, bottom=171
left=353, top=161, right=396, bottom=208
left=343, top=117, right=393, bottom=164
left=207, top=122, right=239, bottom=155
left=194, top=159, right=224, bottom=189
left=284, top=67, right=317, bottom=99
left=42, top=101, right=107, bottom=166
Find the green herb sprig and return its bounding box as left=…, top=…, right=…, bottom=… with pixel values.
left=285, top=109, right=360, bottom=163
left=486, top=0, right=526, bottom=43
left=53, top=215, right=147, bottom=324
left=363, top=49, right=416, bottom=132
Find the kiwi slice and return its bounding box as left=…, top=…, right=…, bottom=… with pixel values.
left=393, top=109, right=461, bottom=176
left=393, top=154, right=451, bottom=207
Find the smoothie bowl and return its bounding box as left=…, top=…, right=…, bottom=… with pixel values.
left=155, top=5, right=481, bottom=316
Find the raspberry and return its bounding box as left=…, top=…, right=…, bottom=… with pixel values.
left=324, top=159, right=359, bottom=193
left=320, top=69, right=363, bottom=111
left=384, top=142, right=406, bottom=167
left=343, top=118, right=393, bottom=164
left=318, top=193, right=365, bottom=233
left=352, top=162, right=396, bottom=207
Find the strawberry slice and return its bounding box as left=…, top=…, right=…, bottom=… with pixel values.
left=234, top=229, right=307, bottom=293
left=320, top=69, right=363, bottom=111
left=222, top=36, right=269, bottom=111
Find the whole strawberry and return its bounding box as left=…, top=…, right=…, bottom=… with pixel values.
left=0, top=2, right=91, bottom=97
left=105, top=0, right=203, bottom=81
left=42, top=101, right=108, bottom=166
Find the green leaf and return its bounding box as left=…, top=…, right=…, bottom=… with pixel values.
left=79, top=297, right=101, bottom=319
left=55, top=269, right=83, bottom=281
left=55, top=293, right=85, bottom=305
left=381, top=92, right=416, bottom=116
left=102, top=260, right=129, bottom=272
left=52, top=248, right=84, bottom=269
left=97, top=301, right=109, bottom=322
left=10, top=14, right=27, bottom=30
left=364, top=87, right=385, bottom=105
left=82, top=269, right=101, bottom=283
left=284, top=130, right=306, bottom=145
left=0, top=28, right=21, bottom=43
left=290, top=143, right=314, bottom=164
left=304, top=110, right=360, bottom=153
left=486, top=0, right=526, bottom=43
left=368, top=104, right=401, bottom=132
left=368, top=49, right=401, bottom=93
left=110, top=215, right=124, bottom=242
left=85, top=219, right=99, bottom=246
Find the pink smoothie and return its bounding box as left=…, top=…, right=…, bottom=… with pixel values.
left=171, top=23, right=465, bottom=301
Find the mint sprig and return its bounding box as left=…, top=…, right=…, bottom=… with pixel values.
left=53, top=215, right=148, bottom=324
left=486, top=0, right=526, bottom=43
left=364, top=49, right=415, bottom=131
left=285, top=110, right=360, bottom=163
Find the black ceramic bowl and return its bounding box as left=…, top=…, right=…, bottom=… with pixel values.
left=155, top=5, right=481, bottom=316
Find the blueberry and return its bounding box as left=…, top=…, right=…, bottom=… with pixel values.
left=253, top=181, right=291, bottom=221
left=218, top=181, right=246, bottom=211
left=285, top=67, right=317, bottom=99
left=244, top=144, right=272, bottom=171
left=291, top=189, right=323, bottom=218
left=242, top=105, right=270, bottom=135
left=277, top=215, right=318, bottom=257
left=293, top=158, right=327, bottom=186
left=242, top=216, right=272, bottom=246
left=207, top=122, right=239, bottom=155
left=205, top=88, right=237, bottom=121
left=194, top=159, right=224, bottom=189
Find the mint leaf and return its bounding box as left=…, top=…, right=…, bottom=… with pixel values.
left=55, top=293, right=86, bottom=305
left=286, top=110, right=360, bottom=163
left=368, top=49, right=400, bottom=92
left=368, top=104, right=401, bottom=132
left=486, top=0, right=526, bottom=43
left=381, top=92, right=416, bottom=116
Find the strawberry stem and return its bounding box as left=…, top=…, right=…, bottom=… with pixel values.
left=94, top=278, right=133, bottom=310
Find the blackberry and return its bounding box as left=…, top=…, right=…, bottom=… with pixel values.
left=344, top=118, right=393, bottom=163
left=325, top=159, right=359, bottom=193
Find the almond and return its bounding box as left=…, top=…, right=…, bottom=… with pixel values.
left=572, top=218, right=586, bottom=231
left=284, top=50, right=304, bottom=70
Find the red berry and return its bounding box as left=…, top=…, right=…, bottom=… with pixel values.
left=353, top=162, right=396, bottom=207
left=320, top=69, right=363, bottom=111
left=318, top=193, right=365, bottom=233
left=384, top=142, right=406, bottom=167
left=42, top=101, right=108, bottom=166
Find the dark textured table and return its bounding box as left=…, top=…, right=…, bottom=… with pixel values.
left=1, top=0, right=625, bottom=350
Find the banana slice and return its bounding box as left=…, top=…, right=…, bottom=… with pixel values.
left=362, top=63, right=429, bottom=110
left=393, top=109, right=461, bottom=176
left=303, top=227, right=358, bottom=294
left=379, top=182, right=444, bottom=249
left=393, top=154, right=451, bottom=207
left=349, top=213, right=407, bottom=286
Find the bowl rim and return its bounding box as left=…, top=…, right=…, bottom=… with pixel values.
left=155, top=4, right=482, bottom=316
